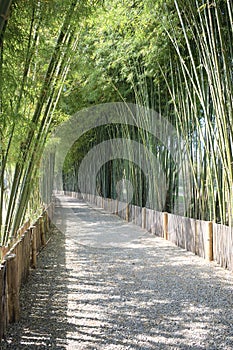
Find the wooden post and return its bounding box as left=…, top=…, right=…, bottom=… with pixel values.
left=31, top=227, right=37, bottom=269
left=48, top=205, right=51, bottom=227
left=207, top=221, right=213, bottom=261
left=116, top=199, right=118, bottom=215
left=195, top=220, right=198, bottom=255
left=126, top=204, right=129, bottom=222
left=6, top=253, right=20, bottom=323
left=131, top=205, right=134, bottom=223
left=163, top=212, right=168, bottom=240
left=15, top=242, right=21, bottom=289
left=0, top=262, right=7, bottom=341
left=52, top=201, right=55, bottom=220
left=40, top=216, right=46, bottom=247
left=142, top=207, right=146, bottom=229
left=24, top=229, right=31, bottom=281
left=45, top=210, right=50, bottom=232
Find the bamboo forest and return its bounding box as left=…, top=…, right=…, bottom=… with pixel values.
left=0, top=0, right=233, bottom=246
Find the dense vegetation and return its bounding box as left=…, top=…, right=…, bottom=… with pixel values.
left=0, top=0, right=232, bottom=244
left=62, top=0, right=233, bottom=225
left=0, top=0, right=99, bottom=244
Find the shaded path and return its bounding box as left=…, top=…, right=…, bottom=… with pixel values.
left=2, top=195, right=233, bottom=349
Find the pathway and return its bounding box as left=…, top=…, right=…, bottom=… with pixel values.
left=2, top=195, right=233, bottom=349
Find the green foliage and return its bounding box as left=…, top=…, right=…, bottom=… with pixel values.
left=1, top=0, right=232, bottom=244
left=59, top=0, right=177, bottom=113
left=62, top=0, right=233, bottom=225
left=0, top=0, right=101, bottom=244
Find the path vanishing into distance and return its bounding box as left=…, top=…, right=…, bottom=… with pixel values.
left=2, top=195, right=233, bottom=349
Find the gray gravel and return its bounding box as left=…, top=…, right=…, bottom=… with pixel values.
left=1, top=195, right=233, bottom=349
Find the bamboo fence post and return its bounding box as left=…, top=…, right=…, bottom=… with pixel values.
left=15, top=242, right=21, bottom=289
left=24, top=229, right=31, bottom=281
left=51, top=202, right=55, bottom=225
left=207, top=221, right=213, bottom=261
left=116, top=199, right=118, bottom=215
left=142, top=207, right=146, bottom=229
left=31, top=227, right=37, bottom=269
left=163, top=212, right=168, bottom=240
left=195, top=220, right=198, bottom=255
left=40, top=216, right=46, bottom=247
left=6, top=253, right=20, bottom=323
left=48, top=205, right=52, bottom=225
left=131, top=206, right=134, bottom=223
left=45, top=210, right=50, bottom=232
left=126, top=204, right=129, bottom=222
left=0, top=262, right=7, bottom=341
left=109, top=198, right=112, bottom=212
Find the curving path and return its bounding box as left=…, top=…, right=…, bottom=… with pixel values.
left=2, top=195, right=233, bottom=349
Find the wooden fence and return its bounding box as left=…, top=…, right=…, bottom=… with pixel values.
left=58, top=191, right=233, bottom=272
left=0, top=203, right=54, bottom=341
left=1, top=192, right=231, bottom=340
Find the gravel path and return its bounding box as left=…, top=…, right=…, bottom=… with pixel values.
left=1, top=195, right=233, bottom=349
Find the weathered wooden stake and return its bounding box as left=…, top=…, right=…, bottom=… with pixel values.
left=163, top=212, right=168, bottom=240
left=40, top=216, right=46, bottom=247
left=207, top=221, right=213, bottom=261
left=126, top=204, right=129, bottom=222
left=116, top=199, right=118, bottom=215
left=31, top=227, right=37, bottom=269
left=45, top=210, right=50, bottom=232
left=6, top=253, right=20, bottom=323
left=49, top=204, right=53, bottom=224
left=195, top=220, right=198, bottom=255
left=0, top=262, right=7, bottom=341
left=142, top=207, right=146, bottom=229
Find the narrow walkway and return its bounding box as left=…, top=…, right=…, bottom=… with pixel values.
left=2, top=195, right=233, bottom=349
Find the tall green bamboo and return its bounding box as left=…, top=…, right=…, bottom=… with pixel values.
left=1, top=0, right=100, bottom=244
left=162, top=0, right=233, bottom=223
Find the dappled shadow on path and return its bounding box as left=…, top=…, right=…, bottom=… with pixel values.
left=63, top=238, right=233, bottom=350
left=1, top=195, right=233, bottom=349
left=1, top=205, right=71, bottom=349
left=58, top=195, right=233, bottom=349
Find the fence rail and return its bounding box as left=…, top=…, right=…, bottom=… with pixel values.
left=0, top=203, right=54, bottom=341
left=58, top=191, right=233, bottom=273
